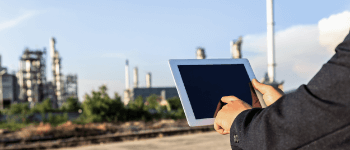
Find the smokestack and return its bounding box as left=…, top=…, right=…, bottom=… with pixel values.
left=133, top=67, right=138, bottom=88
left=196, top=48, right=206, bottom=59
left=50, top=37, right=56, bottom=58
left=161, top=90, right=166, bottom=100
left=125, top=60, right=130, bottom=89
left=0, top=55, right=2, bottom=68
left=146, top=72, right=151, bottom=88
left=266, top=0, right=276, bottom=83
left=230, top=36, right=243, bottom=59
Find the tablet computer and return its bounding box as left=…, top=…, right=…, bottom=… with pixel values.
left=168, top=59, right=266, bottom=127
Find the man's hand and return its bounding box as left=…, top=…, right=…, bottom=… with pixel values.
left=214, top=96, right=252, bottom=135
left=214, top=79, right=284, bottom=135
left=252, top=79, right=284, bottom=106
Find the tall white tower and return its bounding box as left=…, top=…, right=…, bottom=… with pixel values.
left=125, top=60, right=130, bottom=89
left=50, top=37, right=63, bottom=107
left=230, top=36, right=243, bottom=59
left=146, top=73, right=151, bottom=88
left=123, top=59, right=131, bottom=105
left=133, top=67, right=138, bottom=88
left=196, top=48, right=206, bottom=59
left=266, top=0, right=276, bottom=83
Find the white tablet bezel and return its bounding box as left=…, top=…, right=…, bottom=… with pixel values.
left=168, top=58, right=267, bottom=127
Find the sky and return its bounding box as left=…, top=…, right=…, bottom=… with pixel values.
left=0, top=0, right=349, bottom=102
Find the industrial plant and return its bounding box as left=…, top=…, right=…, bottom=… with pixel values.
left=0, top=37, right=78, bottom=109
left=123, top=33, right=284, bottom=105
left=123, top=60, right=178, bottom=106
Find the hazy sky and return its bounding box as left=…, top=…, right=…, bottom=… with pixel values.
left=0, top=0, right=349, bottom=101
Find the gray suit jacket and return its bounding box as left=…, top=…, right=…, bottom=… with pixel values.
left=230, top=31, right=350, bottom=150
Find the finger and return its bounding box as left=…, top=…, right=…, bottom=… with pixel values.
left=214, top=122, right=225, bottom=134
left=252, top=79, right=269, bottom=94
left=221, top=96, right=241, bottom=103
left=223, top=129, right=230, bottom=135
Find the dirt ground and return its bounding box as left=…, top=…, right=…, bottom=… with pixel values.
left=56, top=131, right=231, bottom=150
left=0, top=119, right=188, bottom=141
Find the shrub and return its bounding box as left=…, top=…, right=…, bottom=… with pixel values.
left=31, top=98, right=54, bottom=114
left=47, top=113, right=68, bottom=126
left=61, top=97, right=81, bottom=112
left=5, top=102, right=32, bottom=123
left=167, top=97, right=182, bottom=111
left=81, top=85, right=125, bottom=123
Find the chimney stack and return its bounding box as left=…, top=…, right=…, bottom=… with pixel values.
left=161, top=90, right=166, bottom=100
left=230, top=36, right=243, bottom=59
left=125, top=60, right=130, bottom=89
left=50, top=37, right=56, bottom=59
left=146, top=73, right=151, bottom=88
left=133, top=67, right=138, bottom=88
left=0, top=55, right=2, bottom=68
left=266, top=0, right=276, bottom=83
left=196, top=48, right=206, bottom=59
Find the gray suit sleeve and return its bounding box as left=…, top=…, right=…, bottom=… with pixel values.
left=230, top=31, right=350, bottom=149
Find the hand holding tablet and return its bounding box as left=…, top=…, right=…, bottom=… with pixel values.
left=214, top=96, right=252, bottom=135
left=168, top=59, right=267, bottom=127
left=213, top=79, right=284, bottom=134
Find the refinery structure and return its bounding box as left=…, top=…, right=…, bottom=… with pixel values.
left=123, top=60, right=178, bottom=106
left=0, top=37, right=78, bottom=109
left=1, top=0, right=281, bottom=109
left=123, top=33, right=284, bottom=105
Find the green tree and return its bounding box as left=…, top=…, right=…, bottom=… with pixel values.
left=174, top=107, right=186, bottom=119
left=128, top=96, right=144, bottom=110
left=7, top=102, right=31, bottom=115
left=5, top=102, right=32, bottom=123
left=47, top=113, right=68, bottom=126
left=81, top=85, right=125, bottom=123
left=146, top=94, right=160, bottom=111
left=61, top=97, right=81, bottom=112
left=167, top=97, right=182, bottom=111
left=31, top=98, right=54, bottom=113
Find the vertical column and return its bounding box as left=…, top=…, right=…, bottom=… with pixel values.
left=133, top=67, right=138, bottom=88
left=230, top=36, right=243, bottom=59
left=125, top=60, right=129, bottom=90
left=146, top=73, right=151, bottom=88
left=267, top=0, right=276, bottom=83
left=161, top=90, right=166, bottom=100
left=196, top=48, right=206, bottom=59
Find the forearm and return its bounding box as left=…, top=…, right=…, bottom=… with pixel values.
left=230, top=31, right=350, bottom=149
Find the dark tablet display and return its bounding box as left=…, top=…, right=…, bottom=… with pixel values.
left=178, top=64, right=260, bottom=119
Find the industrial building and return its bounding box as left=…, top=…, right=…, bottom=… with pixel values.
left=0, top=55, right=18, bottom=109
left=65, top=74, right=78, bottom=99
left=16, top=48, right=48, bottom=107
left=123, top=33, right=284, bottom=106
left=0, top=37, right=79, bottom=109
left=49, top=38, right=79, bottom=107
left=123, top=60, right=178, bottom=106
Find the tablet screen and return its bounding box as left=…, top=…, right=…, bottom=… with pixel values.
left=178, top=64, right=260, bottom=119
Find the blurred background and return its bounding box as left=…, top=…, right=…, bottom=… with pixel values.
left=0, top=0, right=349, bottom=149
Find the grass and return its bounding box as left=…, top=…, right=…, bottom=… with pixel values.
left=0, top=122, right=37, bottom=131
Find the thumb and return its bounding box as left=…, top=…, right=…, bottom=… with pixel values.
left=252, top=79, right=269, bottom=94
left=221, top=96, right=241, bottom=103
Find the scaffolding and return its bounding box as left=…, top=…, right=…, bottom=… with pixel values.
left=65, top=74, right=78, bottom=99
left=17, top=48, right=47, bottom=107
